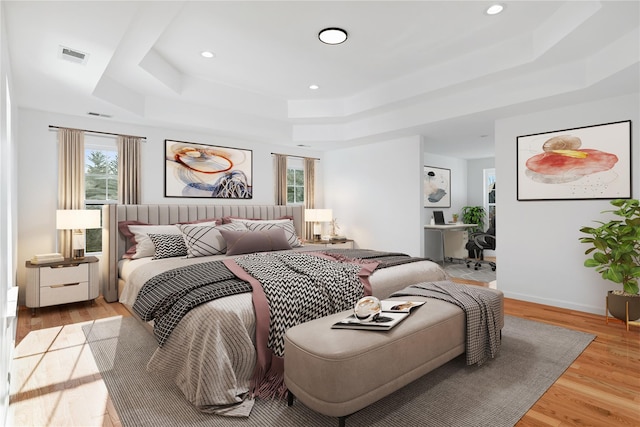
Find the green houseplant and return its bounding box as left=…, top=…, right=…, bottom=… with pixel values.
left=579, top=198, right=640, bottom=322
left=460, top=206, right=486, bottom=233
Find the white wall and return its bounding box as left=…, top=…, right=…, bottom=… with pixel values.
left=0, top=1, right=18, bottom=423
left=496, top=93, right=639, bottom=315
left=15, top=108, right=322, bottom=302
left=323, top=136, right=425, bottom=256
left=422, top=152, right=468, bottom=260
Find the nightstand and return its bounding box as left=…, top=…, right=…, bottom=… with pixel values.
left=25, top=256, right=99, bottom=315
left=304, top=239, right=354, bottom=249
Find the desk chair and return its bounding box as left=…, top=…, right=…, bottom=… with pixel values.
left=465, top=218, right=496, bottom=271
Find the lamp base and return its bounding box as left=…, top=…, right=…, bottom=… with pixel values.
left=313, top=222, right=322, bottom=242
left=72, top=248, right=85, bottom=260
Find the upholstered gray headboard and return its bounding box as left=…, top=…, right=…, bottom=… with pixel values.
left=101, top=204, right=305, bottom=302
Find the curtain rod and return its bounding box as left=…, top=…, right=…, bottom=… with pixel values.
left=48, top=125, right=147, bottom=140
left=271, top=152, right=320, bottom=161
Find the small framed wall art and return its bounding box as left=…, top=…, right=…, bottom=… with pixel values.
left=516, top=120, right=631, bottom=201
left=424, top=166, right=451, bottom=208
left=165, top=139, right=253, bottom=199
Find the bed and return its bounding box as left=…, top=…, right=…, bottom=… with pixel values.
left=101, top=204, right=449, bottom=416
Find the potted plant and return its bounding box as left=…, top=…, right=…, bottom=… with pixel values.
left=460, top=206, right=486, bottom=233
left=579, top=198, right=640, bottom=322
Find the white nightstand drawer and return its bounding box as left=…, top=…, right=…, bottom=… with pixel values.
left=40, top=263, right=88, bottom=288
left=40, top=281, right=89, bottom=307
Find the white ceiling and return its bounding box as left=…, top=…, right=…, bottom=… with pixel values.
left=4, top=1, right=639, bottom=159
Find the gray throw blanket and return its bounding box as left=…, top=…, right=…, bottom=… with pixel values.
left=132, top=260, right=251, bottom=346
left=391, top=281, right=502, bottom=365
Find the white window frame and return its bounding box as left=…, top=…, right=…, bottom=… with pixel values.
left=287, top=157, right=305, bottom=205
left=84, top=135, right=118, bottom=254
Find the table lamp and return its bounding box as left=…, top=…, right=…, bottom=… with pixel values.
left=56, top=209, right=101, bottom=259
left=305, top=209, right=333, bottom=241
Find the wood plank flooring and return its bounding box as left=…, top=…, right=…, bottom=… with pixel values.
left=7, top=282, right=640, bottom=427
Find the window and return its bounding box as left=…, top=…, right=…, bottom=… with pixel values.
left=483, top=168, right=496, bottom=228
left=287, top=157, right=304, bottom=204
left=85, top=136, right=118, bottom=253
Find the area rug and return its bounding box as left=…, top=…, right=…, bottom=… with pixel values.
left=83, top=315, right=594, bottom=427
left=444, top=260, right=496, bottom=283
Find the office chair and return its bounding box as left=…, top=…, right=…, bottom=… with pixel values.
left=465, top=218, right=496, bottom=271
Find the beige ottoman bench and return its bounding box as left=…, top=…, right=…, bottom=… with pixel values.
left=284, top=292, right=503, bottom=426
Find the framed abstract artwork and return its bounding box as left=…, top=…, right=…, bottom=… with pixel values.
left=516, top=120, right=631, bottom=201
left=424, top=166, right=451, bottom=207
left=164, top=139, right=253, bottom=199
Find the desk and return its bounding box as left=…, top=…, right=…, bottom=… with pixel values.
left=424, top=224, right=477, bottom=266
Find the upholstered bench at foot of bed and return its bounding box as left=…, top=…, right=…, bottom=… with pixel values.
left=284, top=296, right=482, bottom=427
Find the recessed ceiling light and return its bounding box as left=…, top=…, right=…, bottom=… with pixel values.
left=309, top=84, right=319, bottom=90
left=318, top=28, right=348, bottom=45
left=201, top=51, right=215, bottom=58
left=486, top=4, right=504, bottom=15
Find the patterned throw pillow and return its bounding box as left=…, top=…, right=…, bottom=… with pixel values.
left=231, top=219, right=301, bottom=247
left=179, top=223, right=247, bottom=257
left=219, top=228, right=292, bottom=256
left=126, top=224, right=183, bottom=259
left=148, top=233, right=188, bottom=259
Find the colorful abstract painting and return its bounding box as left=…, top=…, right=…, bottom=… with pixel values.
left=164, top=139, right=253, bottom=199
left=517, top=120, right=631, bottom=201
left=424, top=166, right=451, bottom=207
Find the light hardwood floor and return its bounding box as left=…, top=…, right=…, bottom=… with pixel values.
left=7, top=281, right=640, bottom=427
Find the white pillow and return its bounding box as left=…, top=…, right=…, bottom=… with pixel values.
left=127, top=224, right=182, bottom=259
left=179, top=222, right=247, bottom=257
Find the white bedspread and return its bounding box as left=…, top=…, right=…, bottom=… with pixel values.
left=119, top=251, right=447, bottom=415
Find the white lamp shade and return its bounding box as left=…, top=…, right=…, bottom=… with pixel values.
left=305, top=209, right=333, bottom=223
left=56, top=209, right=101, bottom=230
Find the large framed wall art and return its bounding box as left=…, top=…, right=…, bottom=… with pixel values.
left=517, top=120, right=631, bottom=201
left=424, top=166, right=451, bottom=207
left=165, top=139, right=253, bottom=199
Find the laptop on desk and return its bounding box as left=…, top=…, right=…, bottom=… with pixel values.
left=433, top=210, right=446, bottom=225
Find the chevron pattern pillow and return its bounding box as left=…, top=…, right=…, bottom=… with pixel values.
left=231, top=219, right=301, bottom=247
left=179, top=223, right=247, bottom=257
left=148, top=233, right=188, bottom=259
left=126, top=224, right=182, bottom=259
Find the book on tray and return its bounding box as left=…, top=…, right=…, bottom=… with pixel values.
left=331, top=300, right=425, bottom=331
left=30, top=253, right=65, bottom=264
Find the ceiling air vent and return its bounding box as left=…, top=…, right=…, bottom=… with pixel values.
left=59, top=45, right=89, bottom=65
left=87, top=112, right=112, bottom=118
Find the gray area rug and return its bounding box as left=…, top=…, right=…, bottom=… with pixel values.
left=83, top=315, right=594, bottom=427
left=444, top=260, right=496, bottom=283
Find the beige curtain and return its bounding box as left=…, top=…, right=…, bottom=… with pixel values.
left=57, top=128, right=85, bottom=258
left=303, top=157, right=316, bottom=241
left=274, top=154, right=287, bottom=205
left=117, top=135, right=142, bottom=204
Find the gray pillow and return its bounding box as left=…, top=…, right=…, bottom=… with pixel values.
left=232, top=219, right=301, bottom=247
left=220, top=227, right=292, bottom=256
